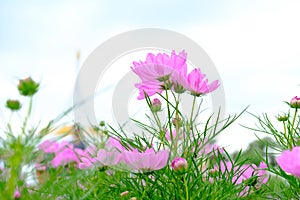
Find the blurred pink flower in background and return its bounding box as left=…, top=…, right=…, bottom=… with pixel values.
left=276, top=146, right=300, bottom=176
left=14, top=188, right=20, bottom=199
left=35, top=163, right=47, bottom=171
left=38, top=140, right=59, bottom=153
left=123, top=148, right=169, bottom=172
left=217, top=161, right=268, bottom=185
left=77, top=156, right=97, bottom=169
left=52, top=147, right=80, bottom=167
left=165, top=129, right=177, bottom=141
left=96, top=149, right=123, bottom=166
left=198, top=140, right=224, bottom=156
left=38, top=140, right=70, bottom=154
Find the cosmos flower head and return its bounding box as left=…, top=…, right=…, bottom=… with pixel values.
left=276, top=146, right=300, bottom=177
left=123, top=148, right=170, bottom=172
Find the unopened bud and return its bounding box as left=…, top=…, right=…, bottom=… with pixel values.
left=120, top=191, right=129, bottom=197
left=6, top=99, right=21, bottom=111
left=172, top=116, right=182, bottom=127
left=151, top=98, right=162, bottom=112
left=99, top=121, right=105, bottom=127
left=18, top=77, right=39, bottom=96
left=14, top=189, right=20, bottom=199
left=277, top=114, right=288, bottom=122
left=171, top=157, right=188, bottom=173
left=290, top=96, right=300, bottom=108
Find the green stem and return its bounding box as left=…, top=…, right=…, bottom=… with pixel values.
left=184, top=176, right=189, bottom=200
left=290, top=108, right=298, bottom=148
left=165, top=90, right=172, bottom=136
left=189, top=96, right=197, bottom=129
left=283, top=121, right=287, bottom=137
left=283, top=121, right=289, bottom=148
left=141, top=176, right=149, bottom=199
left=153, top=112, right=162, bottom=132
left=4, top=137, right=23, bottom=199
left=22, top=96, right=33, bottom=134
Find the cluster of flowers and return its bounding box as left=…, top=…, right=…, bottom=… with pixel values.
left=132, top=50, right=219, bottom=99
left=276, top=95, right=300, bottom=177
left=37, top=138, right=223, bottom=172
left=36, top=136, right=269, bottom=190
left=37, top=138, right=169, bottom=172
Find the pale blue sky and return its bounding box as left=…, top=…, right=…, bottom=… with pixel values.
left=0, top=1, right=300, bottom=151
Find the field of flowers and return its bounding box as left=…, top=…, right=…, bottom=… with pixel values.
left=1, top=50, right=300, bottom=199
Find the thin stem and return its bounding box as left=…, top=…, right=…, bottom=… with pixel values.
left=165, top=90, right=172, bottom=135
left=184, top=176, right=189, bottom=200
left=283, top=121, right=289, bottom=148
left=290, top=108, right=298, bottom=149
left=22, top=96, right=33, bottom=134
left=283, top=121, right=287, bottom=137
left=141, top=176, right=149, bottom=199
left=153, top=112, right=162, bottom=132
left=189, top=96, right=197, bottom=128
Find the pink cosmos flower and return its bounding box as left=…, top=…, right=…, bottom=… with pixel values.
left=14, top=188, right=20, bottom=199
left=165, top=129, right=177, bottom=141
left=77, top=156, right=97, bottom=169
left=135, top=80, right=164, bottom=100
left=38, top=140, right=70, bottom=154
left=217, top=161, right=268, bottom=185
left=107, top=137, right=139, bottom=152
left=38, top=140, right=59, bottom=153
left=165, top=129, right=185, bottom=141
left=52, top=147, right=80, bottom=167
left=75, top=148, right=97, bottom=169
left=132, top=50, right=187, bottom=99
left=97, top=149, right=123, bottom=166
left=184, top=68, right=219, bottom=96
left=276, top=146, right=300, bottom=176
left=198, top=140, right=224, bottom=156
left=132, top=50, right=187, bottom=82
left=108, top=137, right=129, bottom=151
left=123, top=148, right=169, bottom=172
left=35, top=163, right=47, bottom=171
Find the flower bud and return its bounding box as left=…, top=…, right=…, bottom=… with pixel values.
left=277, top=114, right=288, bottom=122
left=171, top=157, right=188, bottom=173
left=99, top=121, right=106, bottom=127
left=290, top=96, right=300, bottom=109
left=172, top=116, right=182, bottom=127
left=6, top=99, right=21, bottom=111
left=151, top=98, right=162, bottom=112
left=18, top=77, right=39, bottom=96
left=120, top=191, right=129, bottom=197
left=208, top=168, right=218, bottom=178
left=14, top=189, right=20, bottom=199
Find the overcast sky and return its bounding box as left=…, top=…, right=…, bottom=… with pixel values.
left=0, top=1, right=299, bottom=151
